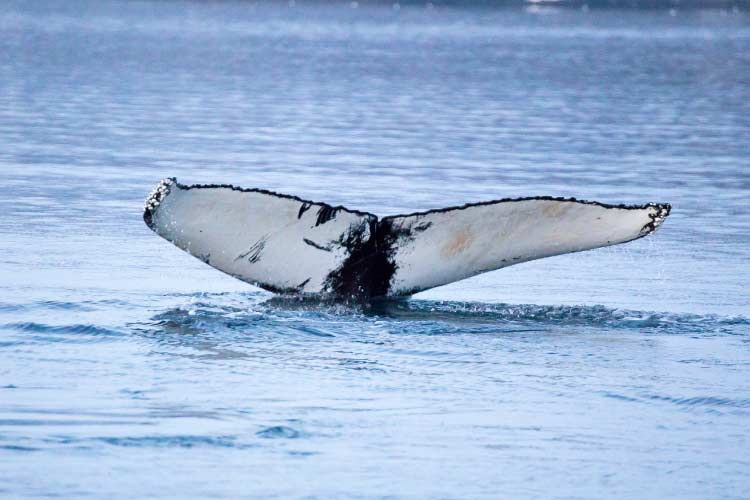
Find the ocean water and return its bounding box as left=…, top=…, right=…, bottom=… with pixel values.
left=1, top=1, right=749, bottom=498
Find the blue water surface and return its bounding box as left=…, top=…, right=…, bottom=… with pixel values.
left=1, top=1, right=749, bottom=498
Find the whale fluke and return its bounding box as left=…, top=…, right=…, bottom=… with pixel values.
left=144, top=178, right=670, bottom=300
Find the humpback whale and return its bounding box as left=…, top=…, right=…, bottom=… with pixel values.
left=144, top=178, right=670, bottom=301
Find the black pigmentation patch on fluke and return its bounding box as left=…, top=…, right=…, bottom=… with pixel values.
left=315, top=206, right=340, bottom=226
left=323, top=218, right=386, bottom=300
left=298, top=202, right=312, bottom=219
left=322, top=218, right=416, bottom=301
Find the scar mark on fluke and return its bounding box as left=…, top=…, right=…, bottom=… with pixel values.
left=297, top=278, right=311, bottom=290
left=303, top=238, right=333, bottom=252
left=413, top=221, right=433, bottom=232
left=236, top=236, right=268, bottom=264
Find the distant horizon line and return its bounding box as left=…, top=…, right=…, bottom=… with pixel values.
left=247, top=0, right=749, bottom=11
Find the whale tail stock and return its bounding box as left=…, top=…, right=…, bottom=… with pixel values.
left=144, top=178, right=670, bottom=300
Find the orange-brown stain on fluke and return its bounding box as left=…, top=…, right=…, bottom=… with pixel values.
left=541, top=201, right=569, bottom=218
left=441, top=228, right=473, bottom=257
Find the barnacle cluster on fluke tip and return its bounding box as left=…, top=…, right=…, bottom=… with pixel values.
left=143, top=177, right=175, bottom=229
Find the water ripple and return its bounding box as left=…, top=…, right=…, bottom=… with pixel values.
left=147, top=293, right=749, bottom=336
left=647, top=394, right=750, bottom=410
left=0, top=321, right=123, bottom=342
left=94, top=435, right=249, bottom=449
left=374, top=300, right=750, bottom=335
left=256, top=426, right=304, bottom=439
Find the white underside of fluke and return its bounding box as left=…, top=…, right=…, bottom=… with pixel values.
left=144, top=178, right=670, bottom=299
left=145, top=178, right=375, bottom=294
left=385, top=199, right=667, bottom=295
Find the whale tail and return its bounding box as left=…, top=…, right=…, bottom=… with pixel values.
left=144, top=178, right=670, bottom=300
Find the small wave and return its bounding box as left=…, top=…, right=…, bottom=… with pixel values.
left=27, top=300, right=93, bottom=311
left=3, top=322, right=116, bottom=334
left=134, top=293, right=748, bottom=343
left=601, top=392, right=750, bottom=413
left=0, top=298, right=146, bottom=314
left=0, top=432, right=303, bottom=453
left=0, top=303, right=21, bottom=313
left=0, top=434, right=253, bottom=451
left=0, top=418, right=146, bottom=427
left=134, top=295, right=351, bottom=342
left=259, top=295, right=749, bottom=335
left=94, top=435, right=250, bottom=449
left=256, top=426, right=303, bottom=439
left=0, top=300, right=96, bottom=313
left=647, top=394, right=750, bottom=410
left=0, top=322, right=124, bottom=344
left=0, top=445, right=38, bottom=452
left=375, top=300, right=750, bottom=335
